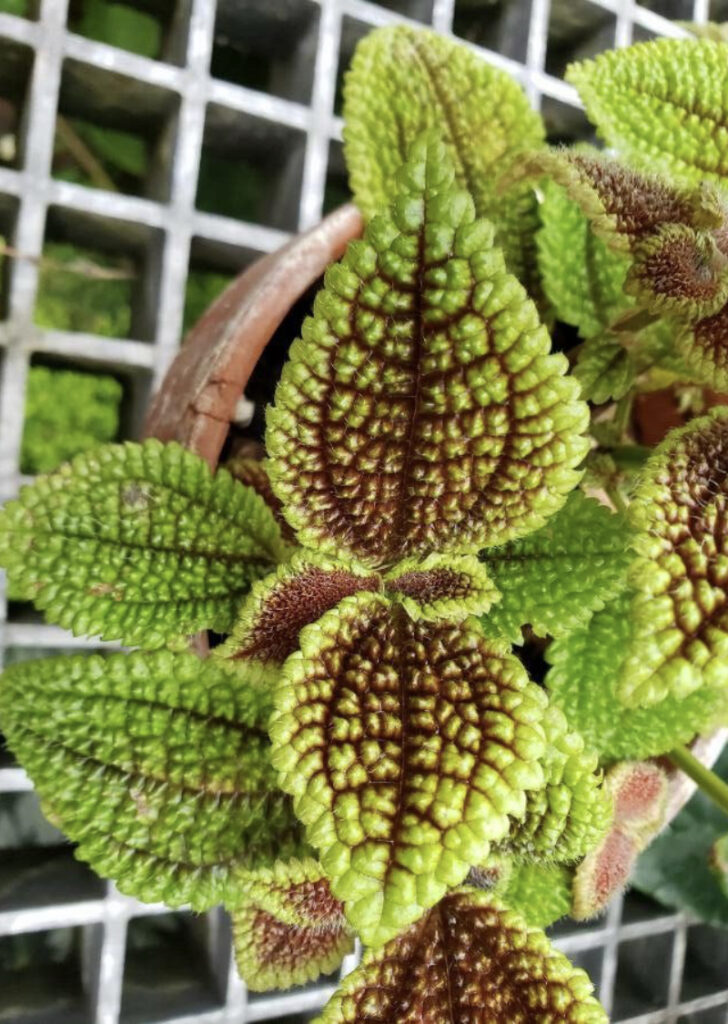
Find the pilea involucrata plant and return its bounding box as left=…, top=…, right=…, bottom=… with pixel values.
left=5, top=22, right=728, bottom=1021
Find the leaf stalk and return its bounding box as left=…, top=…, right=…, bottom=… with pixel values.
left=669, top=745, right=728, bottom=819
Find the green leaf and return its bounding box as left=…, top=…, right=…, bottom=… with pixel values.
left=503, top=706, right=612, bottom=864
left=385, top=553, right=499, bottom=622
left=537, top=175, right=631, bottom=339
left=546, top=593, right=728, bottom=763
left=501, top=861, right=573, bottom=929
left=270, top=592, right=548, bottom=947
left=342, top=24, right=545, bottom=285
left=0, top=440, right=288, bottom=647
left=314, top=889, right=607, bottom=1024
left=619, top=408, right=728, bottom=707
left=573, top=337, right=636, bottom=405
left=632, top=748, right=728, bottom=927
left=626, top=223, right=728, bottom=320
left=480, top=491, right=631, bottom=644
left=216, top=552, right=380, bottom=682
left=567, top=38, right=728, bottom=188
left=0, top=651, right=305, bottom=910
left=72, top=0, right=161, bottom=59
left=711, top=834, right=728, bottom=899
left=229, top=858, right=354, bottom=992
left=267, top=134, right=588, bottom=566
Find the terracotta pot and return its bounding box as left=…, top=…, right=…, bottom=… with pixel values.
left=144, top=203, right=363, bottom=467
left=143, top=201, right=725, bottom=832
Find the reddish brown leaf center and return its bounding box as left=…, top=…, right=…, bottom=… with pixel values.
left=234, top=568, right=380, bottom=663
left=388, top=568, right=473, bottom=604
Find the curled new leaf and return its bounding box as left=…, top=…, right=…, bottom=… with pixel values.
left=481, top=491, right=631, bottom=644
left=626, top=224, right=728, bottom=320
left=0, top=651, right=305, bottom=910
left=385, top=553, right=499, bottom=622
left=519, top=150, right=715, bottom=252
left=342, top=24, right=544, bottom=284
left=267, top=134, right=588, bottom=566
left=230, top=858, right=354, bottom=991
left=572, top=762, right=667, bottom=920
left=567, top=38, right=728, bottom=188
left=271, top=592, right=547, bottom=946
left=546, top=593, right=728, bottom=763
left=216, top=552, right=380, bottom=681
left=314, top=889, right=607, bottom=1024
left=503, top=706, right=612, bottom=864
left=619, top=408, right=728, bottom=707
left=0, top=440, right=287, bottom=647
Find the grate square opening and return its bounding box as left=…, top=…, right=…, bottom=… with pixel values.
left=453, top=0, right=517, bottom=55
left=613, top=932, right=674, bottom=1021
left=0, top=1, right=39, bottom=20
left=38, top=205, right=164, bottom=342
left=120, top=912, right=224, bottom=1024
left=541, top=95, right=594, bottom=144
left=455, top=0, right=535, bottom=63
left=56, top=57, right=179, bottom=202
left=619, top=891, right=676, bottom=927
left=181, top=234, right=257, bottom=337
left=569, top=946, right=603, bottom=990
left=0, top=193, right=19, bottom=319
left=66, top=0, right=188, bottom=66
left=0, top=36, right=33, bottom=170
left=334, top=17, right=371, bottom=118
left=681, top=925, right=728, bottom=1003
left=197, top=103, right=305, bottom=233
left=211, top=0, right=320, bottom=104
left=637, top=0, right=695, bottom=17
left=323, top=139, right=350, bottom=218
left=0, top=927, right=91, bottom=1024
left=0, top=846, right=104, bottom=914
left=19, top=356, right=126, bottom=476
left=676, top=1006, right=728, bottom=1024
left=373, top=0, right=435, bottom=21
left=545, top=0, right=617, bottom=80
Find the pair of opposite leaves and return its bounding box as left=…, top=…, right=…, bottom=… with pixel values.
left=0, top=132, right=603, bottom=941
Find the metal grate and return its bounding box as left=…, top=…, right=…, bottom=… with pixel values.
left=0, top=0, right=727, bottom=1022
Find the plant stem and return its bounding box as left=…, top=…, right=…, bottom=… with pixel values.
left=609, top=444, right=651, bottom=470
left=669, top=745, right=728, bottom=818
left=605, top=482, right=628, bottom=514
left=613, top=393, right=634, bottom=441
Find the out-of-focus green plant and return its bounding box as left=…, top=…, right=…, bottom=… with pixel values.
left=34, top=243, right=132, bottom=338
left=20, top=366, right=123, bottom=476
